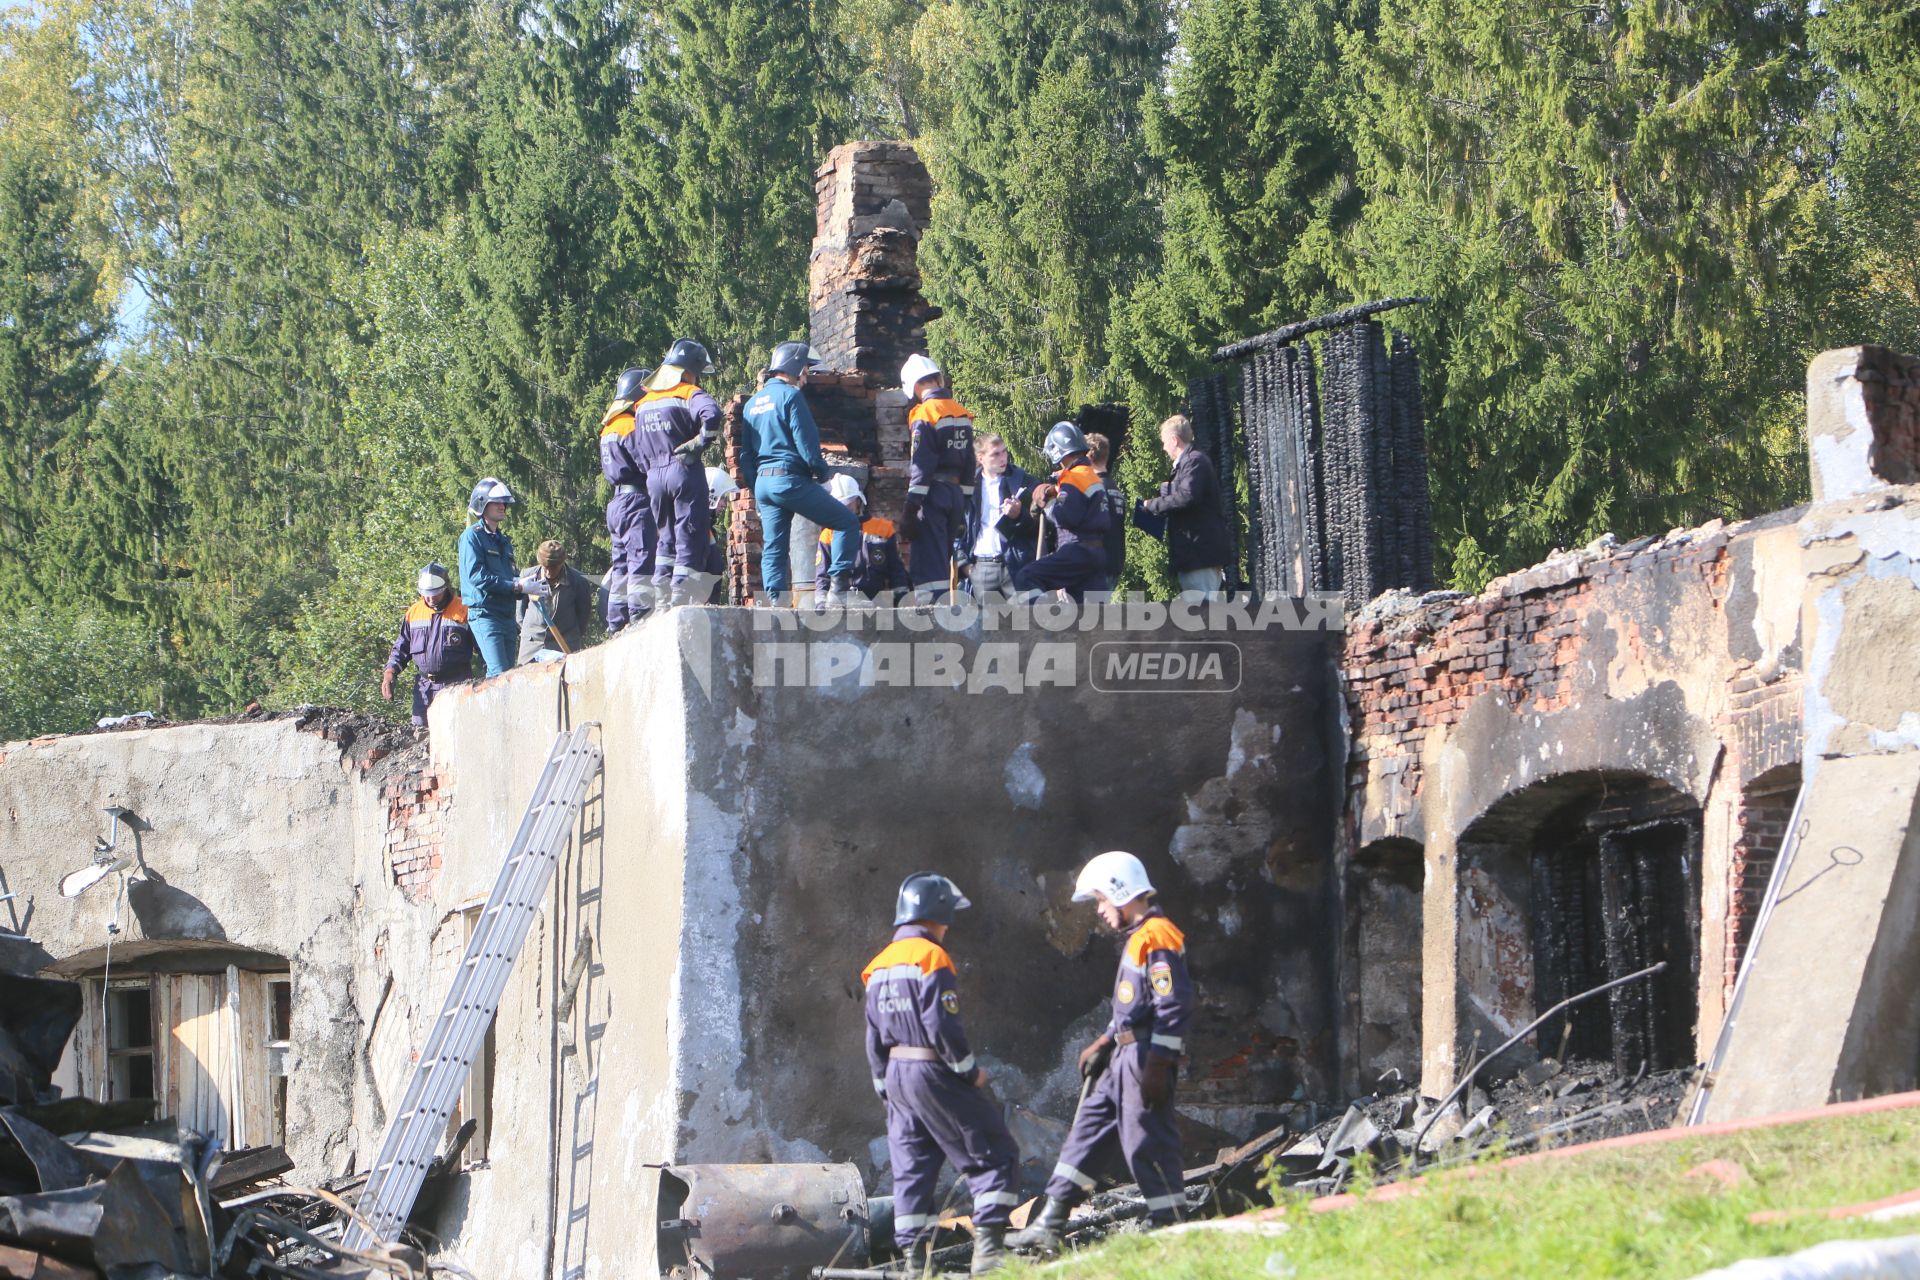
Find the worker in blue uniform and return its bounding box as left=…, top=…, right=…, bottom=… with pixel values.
left=1012, top=851, right=1194, bottom=1256
left=863, top=873, right=1020, bottom=1275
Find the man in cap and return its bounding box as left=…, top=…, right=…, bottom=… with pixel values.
left=382, top=563, right=475, bottom=726
left=740, top=341, right=861, bottom=605
left=599, top=366, right=659, bottom=631
left=633, top=340, right=724, bottom=608
left=460, top=477, right=544, bottom=676
left=1012, top=851, right=1193, bottom=1256
left=898, top=353, right=976, bottom=600
left=515, top=540, right=597, bottom=663
left=1011, top=423, right=1111, bottom=602
left=862, top=874, right=1021, bottom=1275
left=814, top=474, right=908, bottom=605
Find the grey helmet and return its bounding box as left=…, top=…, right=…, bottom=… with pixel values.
left=663, top=338, right=714, bottom=374
left=894, top=872, right=971, bottom=927
left=417, top=562, right=451, bottom=595
left=613, top=366, right=651, bottom=401
left=1042, top=420, right=1089, bottom=468
left=767, top=341, right=824, bottom=379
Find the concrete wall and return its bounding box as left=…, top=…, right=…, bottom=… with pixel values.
left=0, top=717, right=393, bottom=1178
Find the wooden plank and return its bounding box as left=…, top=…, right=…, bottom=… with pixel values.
left=71, top=979, right=103, bottom=1100
left=168, top=974, right=230, bottom=1143
left=210, top=1144, right=294, bottom=1196
left=235, top=970, right=271, bottom=1148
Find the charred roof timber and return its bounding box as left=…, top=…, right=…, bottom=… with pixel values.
left=1194, top=297, right=1437, bottom=606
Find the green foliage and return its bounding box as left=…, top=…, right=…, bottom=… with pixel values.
left=618, top=0, right=850, bottom=384
left=916, top=0, right=1171, bottom=457
left=0, top=608, right=167, bottom=740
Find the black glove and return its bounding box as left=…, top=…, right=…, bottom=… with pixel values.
left=1078, top=1034, right=1114, bottom=1081
left=1141, top=1054, right=1176, bottom=1109
left=901, top=501, right=923, bottom=540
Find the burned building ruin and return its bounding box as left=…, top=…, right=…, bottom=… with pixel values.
left=3, top=139, right=1920, bottom=1279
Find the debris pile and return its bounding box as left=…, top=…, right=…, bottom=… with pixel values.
left=0, top=973, right=455, bottom=1280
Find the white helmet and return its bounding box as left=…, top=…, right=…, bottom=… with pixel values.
left=705, top=466, right=738, bottom=504
left=900, top=353, right=942, bottom=399
left=467, top=476, right=516, bottom=518
left=827, top=473, right=865, bottom=505
left=417, top=562, right=450, bottom=595
left=1073, top=850, right=1154, bottom=906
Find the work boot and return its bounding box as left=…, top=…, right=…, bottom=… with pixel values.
left=969, top=1225, right=1008, bottom=1275
left=1009, top=1197, right=1072, bottom=1258
left=902, top=1237, right=934, bottom=1277
left=825, top=572, right=853, bottom=608
left=669, top=576, right=697, bottom=609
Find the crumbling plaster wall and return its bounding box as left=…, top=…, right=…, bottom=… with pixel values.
left=419, top=604, right=1343, bottom=1274
left=1341, top=511, right=1808, bottom=1096
left=0, top=718, right=395, bottom=1178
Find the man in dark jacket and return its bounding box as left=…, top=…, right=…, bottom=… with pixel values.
left=1136, top=415, right=1231, bottom=599
left=515, top=540, right=597, bottom=662
left=965, top=432, right=1037, bottom=598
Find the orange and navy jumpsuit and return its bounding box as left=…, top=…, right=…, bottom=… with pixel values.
left=384, top=596, right=475, bottom=725
left=904, top=391, right=976, bottom=591
left=633, top=383, right=723, bottom=589
left=863, top=924, right=1020, bottom=1252
left=1045, top=908, right=1193, bottom=1222
left=1012, top=459, right=1111, bottom=599
left=815, top=517, right=909, bottom=601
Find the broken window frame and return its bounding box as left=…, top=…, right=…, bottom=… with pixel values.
left=104, top=977, right=158, bottom=1102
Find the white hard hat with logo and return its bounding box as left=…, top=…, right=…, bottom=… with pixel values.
left=827, top=473, right=866, bottom=505
left=1073, top=850, right=1155, bottom=906
left=705, top=466, right=738, bottom=502
left=899, top=353, right=942, bottom=398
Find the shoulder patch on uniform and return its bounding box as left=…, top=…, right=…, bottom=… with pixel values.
left=1116, top=978, right=1136, bottom=1004
left=1149, top=960, right=1174, bottom=997
left=1125, top=917, right=1187, bottom=965
left=941, top=990, right=959, bottom=1015
left=860, top=936, right=954, bottom=985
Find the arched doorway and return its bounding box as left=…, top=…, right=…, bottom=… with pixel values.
left=1457, top=772, right=1702, bottom=1076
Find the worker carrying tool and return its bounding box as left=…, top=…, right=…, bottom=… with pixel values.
left=814, top=474, right=909, bottom=605
left=515, top=540, right=595, bottom=662
left=899, top=354, right=976, bottom=601
left=1012, top=851, right=1193, bottom=1256
left=460, top=477, right=542, bottom=675
left=599, top=366, right=660, bottom=631
left=634, top=340, right=724, bottom=609
left=862, top=874, right=1021, bottom=1276
left=1011, top=422, right=1111, bottom=602
left=740, top=342, right=861, bottom=606
left=381, top=563, right=475, bottom=726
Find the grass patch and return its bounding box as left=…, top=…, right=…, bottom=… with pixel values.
left=1034, top=1108, right=1920, bottom=1278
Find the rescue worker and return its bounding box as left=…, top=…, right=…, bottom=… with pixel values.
left=814, top=474, right=909, bottom=604
left=862, top=874, right=1021, bottom=1275
left=1085, top=432, right=1128, bottom=590
left=741, top=341, right=860, bottom=605
left=459, top=477, right=545, bottom=675
left=1011, top=422, right=1111, bottom=602
left=381, top=563, right=474, bottom=726
left=899, top=354, right=976, bottom=600
left=599, top=366, right=659, bottom=631
left=635, top=340, right=724, bottom=608
left=702, top=466, right=737, bottom=604
left=1013, top=851, right=1193, bottom=1256
left=965, top=432, right=1038, bottom=598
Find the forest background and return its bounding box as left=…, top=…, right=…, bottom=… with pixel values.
left=1, top=0, right=1915, bottom=734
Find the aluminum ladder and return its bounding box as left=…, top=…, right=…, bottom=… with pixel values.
left=344, top=724, right=603, bottom=1249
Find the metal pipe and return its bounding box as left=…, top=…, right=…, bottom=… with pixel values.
left=1411, top=960, right=1667, bottom=1156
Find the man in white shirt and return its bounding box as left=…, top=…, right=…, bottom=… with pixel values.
left=967, top=433, right=1037, bottom=597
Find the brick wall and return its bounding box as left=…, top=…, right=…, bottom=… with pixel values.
left=383, top=767, right=448, bottom=901
left=1725, top=766, right=1799, bottom=997
left=1344, top=527, right=1734, bottom=802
